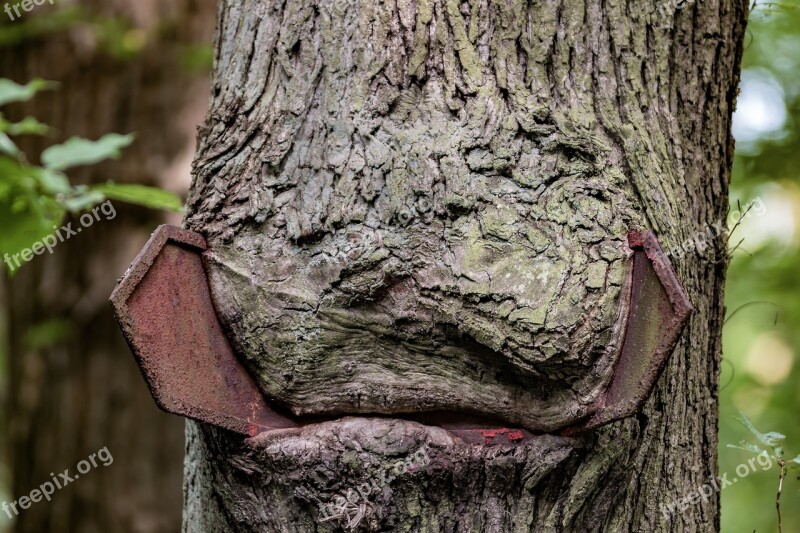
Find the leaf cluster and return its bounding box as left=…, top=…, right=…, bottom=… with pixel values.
left=0, top=78, right=182, bottom=271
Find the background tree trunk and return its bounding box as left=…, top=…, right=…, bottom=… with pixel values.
left=183, top=0, right=747, bottom=531
left=1, top=2, right=214, bottom=531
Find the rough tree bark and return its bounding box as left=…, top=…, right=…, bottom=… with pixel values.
left=183, top=0, right=747, bottom=531
left=2, top=2, right=214, bottom=531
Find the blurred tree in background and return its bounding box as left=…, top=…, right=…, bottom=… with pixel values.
left=0, top=1, right=214, bottom=532
left=721, top=1, right=800, bottom=531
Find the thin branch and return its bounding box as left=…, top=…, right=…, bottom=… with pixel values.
left=723, top=301, right=780, bottom=326
left=719, top=358, right=736, bottom=392
left=726, top=200, right=754, bottom=246
left=777, top=459, right=786, bottom=533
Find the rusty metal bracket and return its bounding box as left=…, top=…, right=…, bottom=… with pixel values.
left=110, top=225, right=298, bottom=437
left=572, top=230, right=693, bottom=431
left=111, top=225, right=691, bottom=440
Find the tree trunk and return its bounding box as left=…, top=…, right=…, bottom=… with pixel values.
left=183, top=0, right=747, bottom=531
left=1, top=2, right=214, bottom=531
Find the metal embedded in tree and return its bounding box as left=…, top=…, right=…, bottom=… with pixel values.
left=573, top=230, right=693, bottom=431
left=110, top=225, right=691, bottom=439
left=109, top=225, right=297, bottom=437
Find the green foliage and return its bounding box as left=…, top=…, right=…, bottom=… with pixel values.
left=0, top=6, right=212, bottom=64
left=94, top=183, right=183, bottom=212
left=728, top=412, right=789, bottom=459
left=41, top=133, right=135, bottom=171
left=0, top=7, right=145, bottom=60
left=727, top=412, right=799, bottom=532
left=751, top=1, right=800, bottom=17
left=721, top=2, right=800, bottom=532
left=89, top=17, right=147, bottom=61
left=0, top=115, right=51, bottom=136
left=178, top=43, right=215, bottom=73
left=0, top=7, right=86, bottom=48
left=0, top=78, right=56, bottom=106
left=0, top=158, right=64, bottom=262
left=22, top=318, right=72, bottom=350
left=0, top=78, right=183, bottom=273
left=0, top=4, right=216, bottom=67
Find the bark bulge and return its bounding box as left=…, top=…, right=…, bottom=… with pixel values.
left=184, top=0, right=748, bottom=531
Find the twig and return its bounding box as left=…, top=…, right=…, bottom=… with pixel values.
left=776, top=459, right=786, bottom=533
left=726, top=200, right=754, bottom=244
left=723, top=300, right=779, bottom=326
left=719, top=358, right=736, bottom=392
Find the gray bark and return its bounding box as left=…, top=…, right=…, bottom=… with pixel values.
left=183, top=0, right=747, bottom=531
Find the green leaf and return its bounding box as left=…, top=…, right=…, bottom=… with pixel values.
left=0, top=131, right=21, bottom=158
left=60, top=189, right=106, bottom=212
left=0, top=185, right=64, bottom=274
left=0, top=78, right=56, bottom=107
left=0, top=157, right=65, bottom=270
left=179, top=43, right=215, bottom=73
left=728, top=442, right=766, bottom=455
left=92, top=182, right=183, bottom=212
left=736, top=412, right=785, bottom=447
left=0, top=155, right=27, bottom=189
left=90, top=17, right=144, bottom=60
left=6, top=116, right=51, bottom=136
left=30, top=168, right=71, bottom=195
left=0, top=7, right=86, bottom=48
left=41, top=133, right=135, bottom=171
left=23, top=319, right=73, bottom=350
left=762, top=432, right=787, bottom=445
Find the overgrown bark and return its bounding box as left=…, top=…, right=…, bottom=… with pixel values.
left=184, top=0, right=747, bottom=531
left=1, top=2, right=214, bottom=531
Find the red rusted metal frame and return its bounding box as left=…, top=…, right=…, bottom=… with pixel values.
left=110, top=225, right=298, bottom=437
left=110, top=225, right=691, bottom=442
left=572, top=230, right=693, bottom=431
